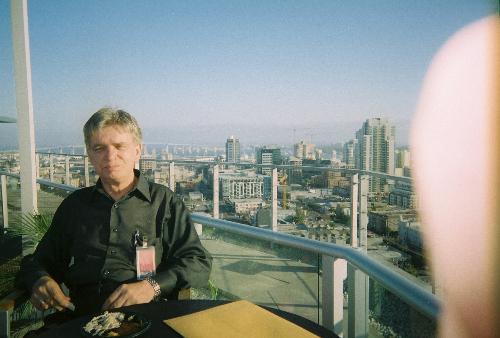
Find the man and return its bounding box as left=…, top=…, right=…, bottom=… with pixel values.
left=16, top=108, right=212, bottom=315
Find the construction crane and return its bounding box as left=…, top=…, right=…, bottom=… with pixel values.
left=279, top=172, right=288, bottom=209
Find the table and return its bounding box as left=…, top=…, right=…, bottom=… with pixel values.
left=37, top=300, right=339, bottom=337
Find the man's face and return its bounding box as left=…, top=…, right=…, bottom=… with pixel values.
left=87, top=126, right=141, bottom=185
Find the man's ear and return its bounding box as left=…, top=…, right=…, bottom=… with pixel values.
left=136, top=143, right=143, bottom=159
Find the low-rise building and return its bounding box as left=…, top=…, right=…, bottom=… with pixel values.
left=220, top=171, right=271, bottom=200
left=389, top=181, right=418, bottom=209
left=231, top=198, right=263, bottom=214
left=398, top=220, right=423, bottom=251
left=368, top=209, right=418, bottom=234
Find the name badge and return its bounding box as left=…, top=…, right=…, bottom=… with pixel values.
left=135, top=233, right=156, bottom=280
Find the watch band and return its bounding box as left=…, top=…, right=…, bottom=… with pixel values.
left=145, top=276, right=161, bottom=300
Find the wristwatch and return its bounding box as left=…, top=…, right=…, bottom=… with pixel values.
left=145, top=276, right=161, bottom=301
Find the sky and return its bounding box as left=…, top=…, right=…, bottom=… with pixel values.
left=0, top=0, right=497, bottom=149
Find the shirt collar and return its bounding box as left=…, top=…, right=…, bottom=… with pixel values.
left=92, top=169, right=152, bottom=202
left=134, top=169, right=152, bottom=202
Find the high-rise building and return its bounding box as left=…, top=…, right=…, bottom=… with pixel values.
left=294, top=140, right=315, bottom=160
left=394, top=148, right=411, bottom=177
left=343, top=139, right=357, bottom=168
left=256, top=146, right=281, bottom=175
left=225, top=136, right=240, bottom=163
left=395, top=148, right=410, bottom=167
left=355, top=118, right=395, bottom=193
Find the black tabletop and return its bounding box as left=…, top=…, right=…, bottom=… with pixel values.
left=37, top=300, right=339, bottom=337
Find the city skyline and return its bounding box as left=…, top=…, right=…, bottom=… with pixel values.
left=0, top=1, right=496, bottom=148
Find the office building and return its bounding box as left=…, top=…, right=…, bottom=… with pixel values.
left=225, top=136, right=240, bottom=163
left=256, top=146, right=281, bottom=175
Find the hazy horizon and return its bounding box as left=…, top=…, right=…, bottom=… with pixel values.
left=0, top=117, right=412, bottom=150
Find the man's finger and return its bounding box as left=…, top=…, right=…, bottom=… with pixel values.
left=102, top=288, right=122, bottom=310
left=47, top=284, right=71, bottom=309
left=30, top=295, right=48, bottom=311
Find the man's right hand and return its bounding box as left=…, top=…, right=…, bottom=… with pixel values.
left=30, top=276, right=71, bottom=311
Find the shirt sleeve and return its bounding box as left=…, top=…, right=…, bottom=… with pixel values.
left=15, top=198, right=73, bottom=293
left=154, top=194, right=212, bottom=295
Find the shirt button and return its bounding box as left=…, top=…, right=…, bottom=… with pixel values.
left=110, top=250, right=117, bottom=255
left=103, top=270, right=110, bottom=277
left=112, top=228, right=118, bottom=232
left=113, top=203, right=119, bottom=208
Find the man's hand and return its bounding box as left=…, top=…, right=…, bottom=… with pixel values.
left=102, top=280, right=155, bottom=310
left=30, top=276, right=71, bottom=311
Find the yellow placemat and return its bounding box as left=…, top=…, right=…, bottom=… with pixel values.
left=164, top=300, right=319, bottom=338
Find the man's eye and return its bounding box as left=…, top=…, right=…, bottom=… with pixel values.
left=93, top=147, right=103, bottom=152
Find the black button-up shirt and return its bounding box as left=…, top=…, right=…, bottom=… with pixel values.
left=17, top=170, right=212, bottom=312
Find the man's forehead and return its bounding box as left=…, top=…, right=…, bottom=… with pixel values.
left=90, top=125, right=136, bottom=143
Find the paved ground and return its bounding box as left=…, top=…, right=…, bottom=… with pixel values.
left=201, top=238, right=323, bottom=324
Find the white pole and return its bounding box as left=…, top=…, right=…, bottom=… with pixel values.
left=359, top=175, right=369, bottom=251
left=213, top=165, right=219, bottom=219
left=1, top=175, right=8, bottom=229
left=168, top=162, right=175, bottom=192
left=350, top=174, right=358, bottom=247
left=271, top=168, right=278, bottom=232
left=11, top=0, right=37, bottom=215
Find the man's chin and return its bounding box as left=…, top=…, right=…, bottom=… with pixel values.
left=99, top=170, right=134, bottom=184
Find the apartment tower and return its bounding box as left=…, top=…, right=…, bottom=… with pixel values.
left=355, top=118, right=395, bottom=193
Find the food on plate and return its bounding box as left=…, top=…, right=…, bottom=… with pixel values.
left=83, top=311, right=143, bottom=337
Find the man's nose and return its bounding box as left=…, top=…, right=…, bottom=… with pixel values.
left=104, top=147, right=117, bottom=160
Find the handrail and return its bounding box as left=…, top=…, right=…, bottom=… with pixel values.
left=0, top=170, right=435, bottom=318
left=0, top=171, right=78, bottom=193
left=191, top=214, right=440, bottom=320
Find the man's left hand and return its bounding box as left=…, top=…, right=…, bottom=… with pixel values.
left=102, top=280, right=155, bottom=310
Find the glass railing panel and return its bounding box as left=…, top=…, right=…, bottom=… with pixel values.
left=216, top=164, right=270, bottom=226
left=199, top=224, right=321, bottom=324
left=368, top=278, right=437, bottom=337
left=173, top=162, right=212, bottom=210
left=36, top=185, right=72, bottom=215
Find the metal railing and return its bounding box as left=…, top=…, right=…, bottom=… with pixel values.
left=0, top=169, right=439, bottom=337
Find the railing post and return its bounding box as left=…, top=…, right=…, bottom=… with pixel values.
left=49, top=153, right=54, bottom=182
left=1, top=175, right=8, bottom=229
left=169, top=162, right=175, bottom=192
left=322, top=238, right=347, bottom=337
left=0, top=308, right=10, bottom=338
left=359, top=175, right=369, bottom=251
left=347, top=260, right=369, bottom=338
left=271, top=168, right=278, bottom=232
left=65, top=155, right=70, bottom=185
left=84, top=156, right=90, bottom=187
left=213, top=165, right=219, bottom=219
left=350, top=174, right=358, bottom=247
